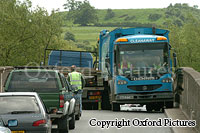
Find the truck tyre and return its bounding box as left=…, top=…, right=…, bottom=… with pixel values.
left=58, top=116, right=69, bottom=133
left=112, top=103, right=120, bottom=111
left=155, top=102, right=164, bottom=112
left=146, top=104, right=154, bottom=112
left=69, top=113, right=75, bottom=129
left=102, top=90, right=111, bottom=110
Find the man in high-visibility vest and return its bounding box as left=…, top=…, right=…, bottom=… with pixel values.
left=119, top=55, right=132, bottom=75
left=68, top=65, right=85, bottom=113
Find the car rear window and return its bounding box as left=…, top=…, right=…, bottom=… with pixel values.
left=8, top=72, right=59, bottom=92
left=0, top=96, right=40, bottom=114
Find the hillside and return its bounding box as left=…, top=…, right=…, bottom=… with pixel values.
left=60, top=3, right=200, bottom=51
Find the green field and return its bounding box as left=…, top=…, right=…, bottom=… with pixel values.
left=62, top=26, right=118, bottom=47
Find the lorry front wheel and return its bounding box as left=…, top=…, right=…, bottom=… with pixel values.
left=58, top=116, right=69, bottom=133
left=166, top=101, right=173, bottom=108
left=112, top=103, right=120, bottom=111
left=146, top=104, right=154, bottom=112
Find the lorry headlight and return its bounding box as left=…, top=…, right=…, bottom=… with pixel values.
left=117, top=80, right=127, bottom=85
left=162, top=78, right=172, bottom=83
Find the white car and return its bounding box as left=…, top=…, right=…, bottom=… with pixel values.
left=0, top=126, right=11, bottom=133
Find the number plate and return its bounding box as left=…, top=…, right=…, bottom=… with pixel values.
left=12, top=131, right=25, bottom=133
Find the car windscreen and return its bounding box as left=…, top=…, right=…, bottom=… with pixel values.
left=0, top=96, right=40, bottom=114
left=8, top=72, right=59, bottom=92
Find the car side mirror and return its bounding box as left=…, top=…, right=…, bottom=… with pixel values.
left=173, top=53, right=177, bottom=58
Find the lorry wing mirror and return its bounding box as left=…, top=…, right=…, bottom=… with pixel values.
left=173, top=53, right=177, bottom=68
left=105, top=57, right=110, bottom=68
left=105, top=53, right=110, bottom=68
left=173, top=53, right=177, bottom=58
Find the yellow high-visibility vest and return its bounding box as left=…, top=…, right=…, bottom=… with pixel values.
left=121, top=62, right=131, bottom=69
left=68, top=71, right=82, bottom=90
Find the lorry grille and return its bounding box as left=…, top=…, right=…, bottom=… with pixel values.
left=127, top=84, right=162, bottom=91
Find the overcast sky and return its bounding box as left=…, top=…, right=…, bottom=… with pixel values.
left=28, top=0, right=200, bottom=13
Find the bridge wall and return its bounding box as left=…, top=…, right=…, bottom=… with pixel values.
left=181, top=67, right=200, bottom=132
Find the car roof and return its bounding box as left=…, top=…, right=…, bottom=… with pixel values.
left=0, top=92, right=39, bottom=96
left=11, top=69, right=59, bottom=73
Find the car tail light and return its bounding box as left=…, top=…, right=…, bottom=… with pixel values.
left=32, top=119, right=46, bottom=126
left=60, top=95, right=64, bottom=108
left=96, top=91, right=101, bottom=95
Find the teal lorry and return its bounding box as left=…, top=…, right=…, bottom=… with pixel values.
left=98, top=27, right=177, bottom=111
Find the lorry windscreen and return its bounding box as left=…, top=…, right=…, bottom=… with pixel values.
left=115, top=43, right=169, bottom=77
left=8, top=72, right=59, bottom=92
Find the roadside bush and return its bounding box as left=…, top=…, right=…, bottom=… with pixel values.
left=104, top=9, right=115, bottom=20
left=124, top=16, right=136, bottom=21
left=148, top=13, right=162, bottom=21
left=64, top=31, right=75, bottom=42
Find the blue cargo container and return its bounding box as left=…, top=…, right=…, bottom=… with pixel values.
left=48, top=51, right=93, bottom=68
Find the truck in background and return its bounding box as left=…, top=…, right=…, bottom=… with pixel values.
left=98, top=27, right=177, bottom=111
left=46, top=49, right=105, bottom=110
left=48, top=50, right=93, bottom=68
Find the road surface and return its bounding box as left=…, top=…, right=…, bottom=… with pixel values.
left=70, top=106, right=171, bottom=133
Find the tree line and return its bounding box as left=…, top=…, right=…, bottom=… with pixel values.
left=1, top=0, right=200, bottom=72
left=168, top=15, right=200, bottom=71
left=0, top=0, right=79, bottom=66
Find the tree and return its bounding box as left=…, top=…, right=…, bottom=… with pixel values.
left=0, top=0, right=63, bottom=66
left=104, top=9, right=115, bottom=20
left=64, top=31, right=75, bottom=41
left=168, top=15, right=200, bottom=71
left=63, top=0, right=98, bottom=26
left=193, top=5, right=198, bottom=9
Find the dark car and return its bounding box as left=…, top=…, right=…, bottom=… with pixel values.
left=0, top=92, right=51, bottom=133
left=4, top=68, right=77, bottom=133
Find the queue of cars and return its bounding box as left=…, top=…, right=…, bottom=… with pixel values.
left=1, top=67, right=81, bottom=133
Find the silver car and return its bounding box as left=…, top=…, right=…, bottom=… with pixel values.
left=0, top=92, right=51, bottom=133
left=0, top=126, right=11, bottom=133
